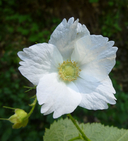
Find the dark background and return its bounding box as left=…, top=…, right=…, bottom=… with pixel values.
left=0, top=0, right=128, bottom=140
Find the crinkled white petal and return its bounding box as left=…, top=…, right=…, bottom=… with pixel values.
left=18, top=43, right=63, bottom=85
left=49, top=17, right=90, bottom=60
left=36, top=73, right=82, bottom=118
left=71, top=35, right=118, bottom=82
left=72, top=35, right=108, bottom=64
left=74, top=76, right=116, bottom=110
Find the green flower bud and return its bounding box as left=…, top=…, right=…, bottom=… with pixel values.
left=9, top=109, right=28, bottom=129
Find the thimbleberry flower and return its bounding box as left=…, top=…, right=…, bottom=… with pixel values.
left=18, top=17, right=118, bottom=118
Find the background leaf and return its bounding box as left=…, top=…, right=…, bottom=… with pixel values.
left=43, top=118, right=128, bottom=141
left=44, top=118, right=79, bottom=141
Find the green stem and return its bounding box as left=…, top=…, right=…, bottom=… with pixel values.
left=27, top=97, right=37, bottom=118
left=67, top=114, right=91, bottom=141
left=3, top=106, right=15, bottom=110
left=24, top=85, right=36, bottom=92
left=0, top=118, right=9, bottom=121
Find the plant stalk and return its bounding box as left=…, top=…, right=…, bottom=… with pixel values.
left=67, top=114, right=91, bottom=141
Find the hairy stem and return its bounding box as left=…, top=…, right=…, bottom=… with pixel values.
left=67, top=114, right=91, bottom=141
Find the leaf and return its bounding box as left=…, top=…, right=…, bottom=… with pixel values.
left=43, top=118, right=128, bottom=141
left=43, top=118, right=80, bottom=141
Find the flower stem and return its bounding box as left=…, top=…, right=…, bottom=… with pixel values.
left=0, top=118, right=9, bottom=121
left=3, top=106, right=15, bottom=110
left=67, top=114, right=91, bottom=141
left=27, top=97, right=37, bottom=118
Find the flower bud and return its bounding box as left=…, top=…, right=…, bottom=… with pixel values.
left=9, top=109, right=28, bottom=129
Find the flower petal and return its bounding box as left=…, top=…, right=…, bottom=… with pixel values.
left=18, top=43, right=63, bottom=85
left=74, top=76, right=116, bottom=110
left=71, top=35, right=108, bottom=64
left=71, top=35, right=118, bottom=82
left=36, top=73, right=81, bottom=118
left=49, top=17, right=90, bottom=60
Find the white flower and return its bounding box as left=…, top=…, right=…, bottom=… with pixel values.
left=18, top=17, right=118, bottom=118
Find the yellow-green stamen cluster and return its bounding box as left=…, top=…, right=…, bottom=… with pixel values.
left=58, top=60, right=81, bottom=82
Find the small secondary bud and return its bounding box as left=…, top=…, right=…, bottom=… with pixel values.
left=9, top=109, right=28, bottom=129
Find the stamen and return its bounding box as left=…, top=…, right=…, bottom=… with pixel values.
left=58, top=60, right=80, bottom=82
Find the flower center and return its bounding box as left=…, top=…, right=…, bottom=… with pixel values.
left=58, top=60, right=81, bottom=82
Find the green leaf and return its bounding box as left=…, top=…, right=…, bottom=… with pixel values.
left=44, top=118, right=80, bottom=141
left=43, top=118, right=128, bottom=141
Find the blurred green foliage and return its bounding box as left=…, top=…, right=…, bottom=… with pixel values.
left=0, top=0, right=128, bottom=141
left=89, top=0, right=99, bottom=3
